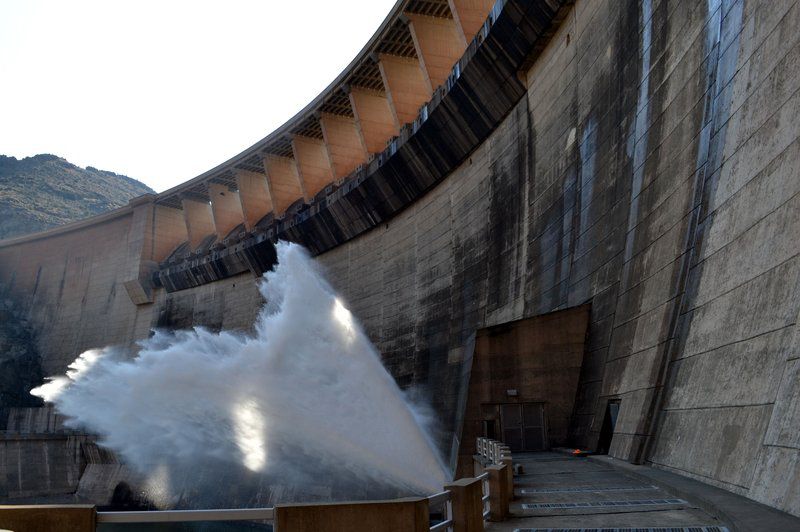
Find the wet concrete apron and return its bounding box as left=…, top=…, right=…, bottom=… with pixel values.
left=485, top=452, right=729, bottom=531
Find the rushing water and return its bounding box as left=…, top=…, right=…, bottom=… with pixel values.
left=33, top=242, right=449, bottom=507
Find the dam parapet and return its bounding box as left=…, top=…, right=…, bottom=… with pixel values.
left=0, top=439, right=512, bottom=531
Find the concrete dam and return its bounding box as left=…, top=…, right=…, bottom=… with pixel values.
left=1, top=0, right=799, bottom=520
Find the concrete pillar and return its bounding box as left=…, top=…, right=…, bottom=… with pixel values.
left=150, top=204, right=189, bottom=262
left=473, top=456, right=486, bottom=478
left=445, top=477, right=484, bottom=532
left=181, top=197, right=216, bottom=249
left=234, top=169, right=273, bottom=229
left=263, top=155, right=305, bottom=216
left=0, top=505, right=96, bottom=532
left=121, top=195, right=159, bottom=305
left=501, top=456, right=514, bottom=500
left=377, top=53, right=433, bottom=127
left=208, top=183, right=245, bottom=238
left=447, top=0, right=495, bottom=44
left=407, top=13, right=466, bottom=89
left=349, top=87, right=400, bottom=154
left=486, top=464, right=509, bottom=521
left=319, top=113, right=369, bottom=179
left=274, top=498, right=429, bottom=532
left=292, top=135, right=336, bottom=199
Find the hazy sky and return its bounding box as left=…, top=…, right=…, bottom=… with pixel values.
left=0, top=0, right=397, bottom=192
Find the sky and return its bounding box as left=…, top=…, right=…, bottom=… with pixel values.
left=0, top=0, right=397, bottom=192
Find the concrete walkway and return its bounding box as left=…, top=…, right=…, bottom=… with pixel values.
left=485, top=452, right=729, bottom=531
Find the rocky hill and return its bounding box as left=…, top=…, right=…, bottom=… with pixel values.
left=0, top=154, right=154, bottom=240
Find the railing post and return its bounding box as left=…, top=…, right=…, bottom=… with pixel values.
left=444, top=478, right=484, bottom=532
left=473, top=455, right=485, bottom=477
left=485, top=465, right=509, bottom=521
left=501, top=456, right=514, bottom=500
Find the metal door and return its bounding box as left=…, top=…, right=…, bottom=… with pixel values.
left=500, top=404, right=523, bottom=451
left=500, top=403, right=546, bottom=451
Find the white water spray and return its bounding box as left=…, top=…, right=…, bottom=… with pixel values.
left=33, top=242, right=449, bottom=505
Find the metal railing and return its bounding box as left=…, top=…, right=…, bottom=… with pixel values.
left=477, top=471, right=490, bottom=520
left=96, top=507, right=275, bottom=524
left=476, top=437, right=510, bottom=465
left=427, top=490, right=453, bottom=531
left=92, top=439, right=512, bottom=529
left=98, top=494, right=458, bottom=531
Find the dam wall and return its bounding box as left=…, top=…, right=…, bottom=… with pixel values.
left=317, top=0, right=800, bottom=513
left=0, top=204, right=154, bottom=377
left=1, top=0, right=799, bottom=516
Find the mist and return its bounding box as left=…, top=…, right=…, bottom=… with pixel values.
left=32, top=241, right=450, bottom=508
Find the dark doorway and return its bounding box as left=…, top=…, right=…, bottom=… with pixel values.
left=456, top=304, right=590, bottom=476
left=596, top=400, right=620, bottom=454
left=500, top=402, right=547, bottom=452
left=482, top=419, right=497, bottom=440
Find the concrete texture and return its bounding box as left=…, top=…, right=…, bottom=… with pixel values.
left=274, top=497, right=429, bottom=532
left=0, top=0, right=798, bottom=520
left=0, top=407, right=116, bottom=502
left=444, top=477, right=485, bottom=532
left=0, top=505, right=95, bottom=532
left=0, top=295, right=42, bottom=409
left=589, top=454, right=800, bottom=532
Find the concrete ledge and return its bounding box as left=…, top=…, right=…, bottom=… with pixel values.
left=274, top=497, right=429, bottom=532
left=588, top=455, right=800, bottom=532
left=0, top=505, right=96, bottom=532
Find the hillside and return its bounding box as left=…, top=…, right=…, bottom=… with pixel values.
left=0, top=154, right=154, bottom=240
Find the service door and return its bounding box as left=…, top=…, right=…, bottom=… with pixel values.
left=500, top=403, right=546, bottom=452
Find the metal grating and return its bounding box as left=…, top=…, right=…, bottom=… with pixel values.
left=521, top=499, right=688, bottom=510
left=156, top=195, right=183, bottom=209
left=348, top=59, right=385, bottom=91
left=320, top=89, right=354, bottom=116
left=234, top=154, right=265, bottom=174
left=291, top=115, right=324, bottom=139
left=519, top=486, right=658, bottom=494
left=514, top=525, right=730, bottom=532
left=405, top=0, right=452, bottom=18
left=375, top=18, right=416, bottom=57
left=263, top=136, right=294, bottom=158
left=209, top=169, right=237, bottom=189
left=180, top=182, right=210, bottom=203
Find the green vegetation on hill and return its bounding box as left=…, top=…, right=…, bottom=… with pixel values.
left=0, top=154, right=154, bottom=240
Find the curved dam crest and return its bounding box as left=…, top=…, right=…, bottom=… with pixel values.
left=0, top=0, right=799, bottom=518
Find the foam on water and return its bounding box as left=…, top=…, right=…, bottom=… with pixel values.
left=33, top=242, right=450, bottom=505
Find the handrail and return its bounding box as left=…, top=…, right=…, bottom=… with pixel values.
left=475, top=436, right=514, bottom=521
left=430, top=520, right=452, bottom=531
left=428, top=490, right=451, bottom=507
left=480, top=472, right=490, bottom=519
left=96, top=437, right=513, bottom=529
left=476, top=437, right=510, bottom=465
left=427, top=489, right=453, bottom=532
left=96, top=507, right=275, bottom=523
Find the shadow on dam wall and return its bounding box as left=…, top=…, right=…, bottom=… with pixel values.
left=0, top=0, right=799, bottom=518
left=0, top=287, right=43, bottom=412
